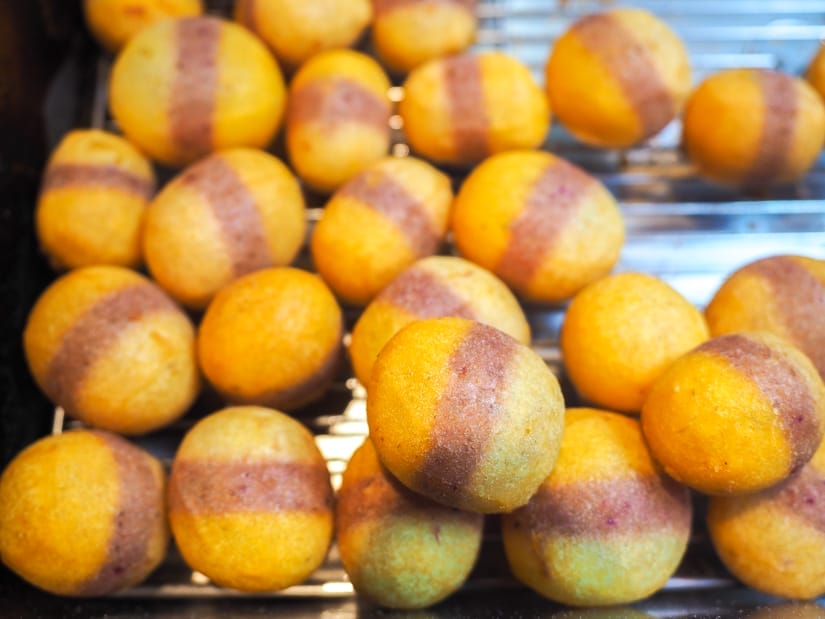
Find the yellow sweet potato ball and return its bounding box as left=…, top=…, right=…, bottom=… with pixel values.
left=36, top=129, right=155, bottom=271
left=400, top=52, right=550, bottom=166
left=110, top=16, right=286, bottom=167
left=371, top=0, right=478, bottom=74
left=143, top=148, right=306, bottom=310
left=0, top=430, right=168, bottom=596
left=168, top=406, right=334, bottom=592
left=234, top=0, right=371, bottom=72
left=286, top=49, right=391, bottom=194
left=705, top=255, right=825, bottom=380
left=83, top=0, right=202, bottom=52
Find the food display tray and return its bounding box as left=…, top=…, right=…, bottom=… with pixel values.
left=43, top=0, right=825, bottom=610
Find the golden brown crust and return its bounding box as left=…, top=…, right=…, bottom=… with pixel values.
left=288, top=78, right=390, bottom=133
left=169, top=460, right=333, bottom=515
left=495, top=158, right=592, bottom=289
left=443, top=54, right=489, bottom=161
left=42, top=283, right=179, bottom=417
left=573, top=13, right=674, bottom=140
left=169, top=18, right=220, bottom=160
left=42, top=164, right=154, bottom=199
left=338, top=170, right=440, bottom=256
left=746, top=71, right=798, bottom=187
left=699, top=334, right=820, bottom=470
left=178, top=154, right=272, bottom=276
left=416, top=322, right=517, bottom=503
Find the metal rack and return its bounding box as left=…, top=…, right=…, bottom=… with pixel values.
left=55, top=0, right=825, bottom=603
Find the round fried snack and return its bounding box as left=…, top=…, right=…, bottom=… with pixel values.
left=23, top=266, right=199, bottom=435
left=0, top=430, right=168, bottom=596
left=36, top=129, right=155, bottom=270
left=707, top=439, right=825, bottom=600
left=451, top=150, right=624, bottom=303
left=683, top=68, right=825, bottom=188
left=400, top=52, right=550, bottom=166
left=286, top=49, right=391, bottom=194
left=349, top=255, right=530, bottom=387
left=234, top=0, right=371, bottom=72
left=143, top=148, right=306, bottom=310
left=545, top=8, right=691, bottom=148
left=371, top=0, right=478, bottom=74
left=642, top=332, right=825, bottom=496
left=310, top=156, right=452, bottom=306
left=705, top=255, right=825, bottom=380
left=367, top=317, right=565, bottom=513
left=168, top=406, right=334, bottom=592
left=337, top=437, right=483, bottom=609
left=110, top=16, right=286, bottom=167
left=561, top=272, right=708, bottom=413
left=83, top=0, right=202, bottom=52
left=503, top=408, right=691, bottom=606
left=806, top=43, right=825, bottom=103
left=197, top=267, right=343, bottom=410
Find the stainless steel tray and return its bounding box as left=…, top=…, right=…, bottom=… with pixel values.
left=54, top=0, right=825, bottom=605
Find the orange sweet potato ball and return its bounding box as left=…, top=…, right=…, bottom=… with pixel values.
left=349, top=255, right=530, bottom=388
left=0, top=430, right=168, bottom=596
left=642, top=332, right=825, bottom=496
left=310, top=156, right=452, bottom=306
left=197, top=267, right=343, bottom=411
left=561, top=272, right=709, bottom=413
left=451, top=150, right=624, bottom=303
left=683, top=68, right=825, bottom=188
left=83, top=0, right=202, bottom=52
left=546, top=8, right=691, bottom=148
